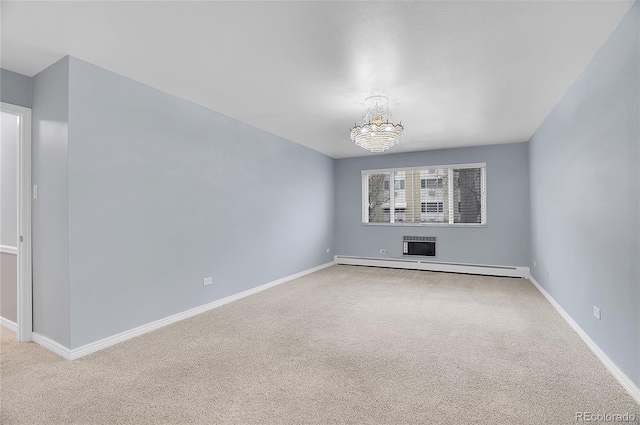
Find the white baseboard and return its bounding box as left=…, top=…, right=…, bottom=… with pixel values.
left=0, top=245, right=17, bottom=255
left=335, top=255, right=530, bottom=278
left=0, top=317, right=18, bottom=332
left=529, top=276, right=640, bottom=405
left=32, top=333, right=71, bottom=360
left=54, top=261, right=333, bottom=360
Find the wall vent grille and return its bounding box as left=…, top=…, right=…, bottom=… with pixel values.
left=403, top=236, right=436, bottom=243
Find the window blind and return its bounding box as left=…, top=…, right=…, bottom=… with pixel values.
left=361, top=163, right=486, bottom=226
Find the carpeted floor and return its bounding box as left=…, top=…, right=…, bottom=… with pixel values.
left=1, top=265, right=638, bottom=424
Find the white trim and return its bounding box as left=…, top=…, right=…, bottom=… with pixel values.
left=0, top=317, right=18, bottom=332
left=335, top=255, right=530, bottom=278
left=0, top=245, right=18, bottom=255
left=361, top=162, right=487, bottom=174
left=17, top=106, right=32, bottom=343
left=30, top=262, right=334, bottom=361
left=529, top=276, right=640, bottom=405
left=32, top=333, right=71, bottom=360
left=1, top=102, right=33, bottom=343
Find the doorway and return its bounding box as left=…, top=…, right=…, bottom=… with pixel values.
left=0, top=102, right=32, bottom=342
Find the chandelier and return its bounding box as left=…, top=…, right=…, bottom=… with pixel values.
left=350, top=96, right=403, bottom=153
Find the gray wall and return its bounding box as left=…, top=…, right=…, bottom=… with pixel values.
left=1, top=252, right=17, bottom=322
left=1, top=69, right=32, bottom=108
left=529, top=2, right=639, bottom=386
left=335, top=142, right=530, bottom=266
left=1, top=111, right=18, bottom=247
left=31, top=57, right=71, bottom=347
left=66, top=57, right=334, bottom=348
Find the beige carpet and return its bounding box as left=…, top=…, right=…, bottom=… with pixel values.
left=1, top=265, right=638, bottom=424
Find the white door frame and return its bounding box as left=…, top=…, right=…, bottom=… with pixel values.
left=1, top=102, right=32, bottom=342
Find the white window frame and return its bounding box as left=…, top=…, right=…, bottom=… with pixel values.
left=361, top=162, right=487, bottom=227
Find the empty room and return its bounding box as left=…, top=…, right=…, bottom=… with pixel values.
left=0, top=1, right=639, bottom=424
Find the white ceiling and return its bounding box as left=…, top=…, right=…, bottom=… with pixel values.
left=0, top=1, right=634, bottom=158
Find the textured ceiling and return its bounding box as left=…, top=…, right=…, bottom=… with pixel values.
left=0, top=1, right=634, bottom=158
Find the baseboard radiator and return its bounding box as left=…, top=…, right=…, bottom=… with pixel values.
left=334, top=255, right=530, bottom=278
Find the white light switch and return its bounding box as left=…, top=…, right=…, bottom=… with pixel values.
left=593, top=306, right=601, bottom=320
left=33, top=184, right=38, bottom=199
left=203, top=277, right=213, bottom=286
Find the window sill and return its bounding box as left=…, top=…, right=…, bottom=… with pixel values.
left=362, top=222, right=488, bottom=228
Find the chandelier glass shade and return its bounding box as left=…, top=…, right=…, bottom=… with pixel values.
left=350, top=96, right=403, bottom=153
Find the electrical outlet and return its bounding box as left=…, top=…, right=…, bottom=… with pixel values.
left=33, top=184, right=38, bottom=199
left=533, top=260, right=537, bottom=267
left=203, top=277, right=213, bottom=286
left=326, top=248, right=330, bottom=253
left=380, top=249, right=387, bottom=254
left=593, top=306, right=601, bottom=320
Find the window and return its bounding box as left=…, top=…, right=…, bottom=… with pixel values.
left=362, top=163, right=486, bottom=226
left=426, top=177, right=443, bottom=189
left=367, top=174, right=391, bottom=223
left=423, top=202, right=444, bottom=213
left=422, top=178, right=444, bottom=189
